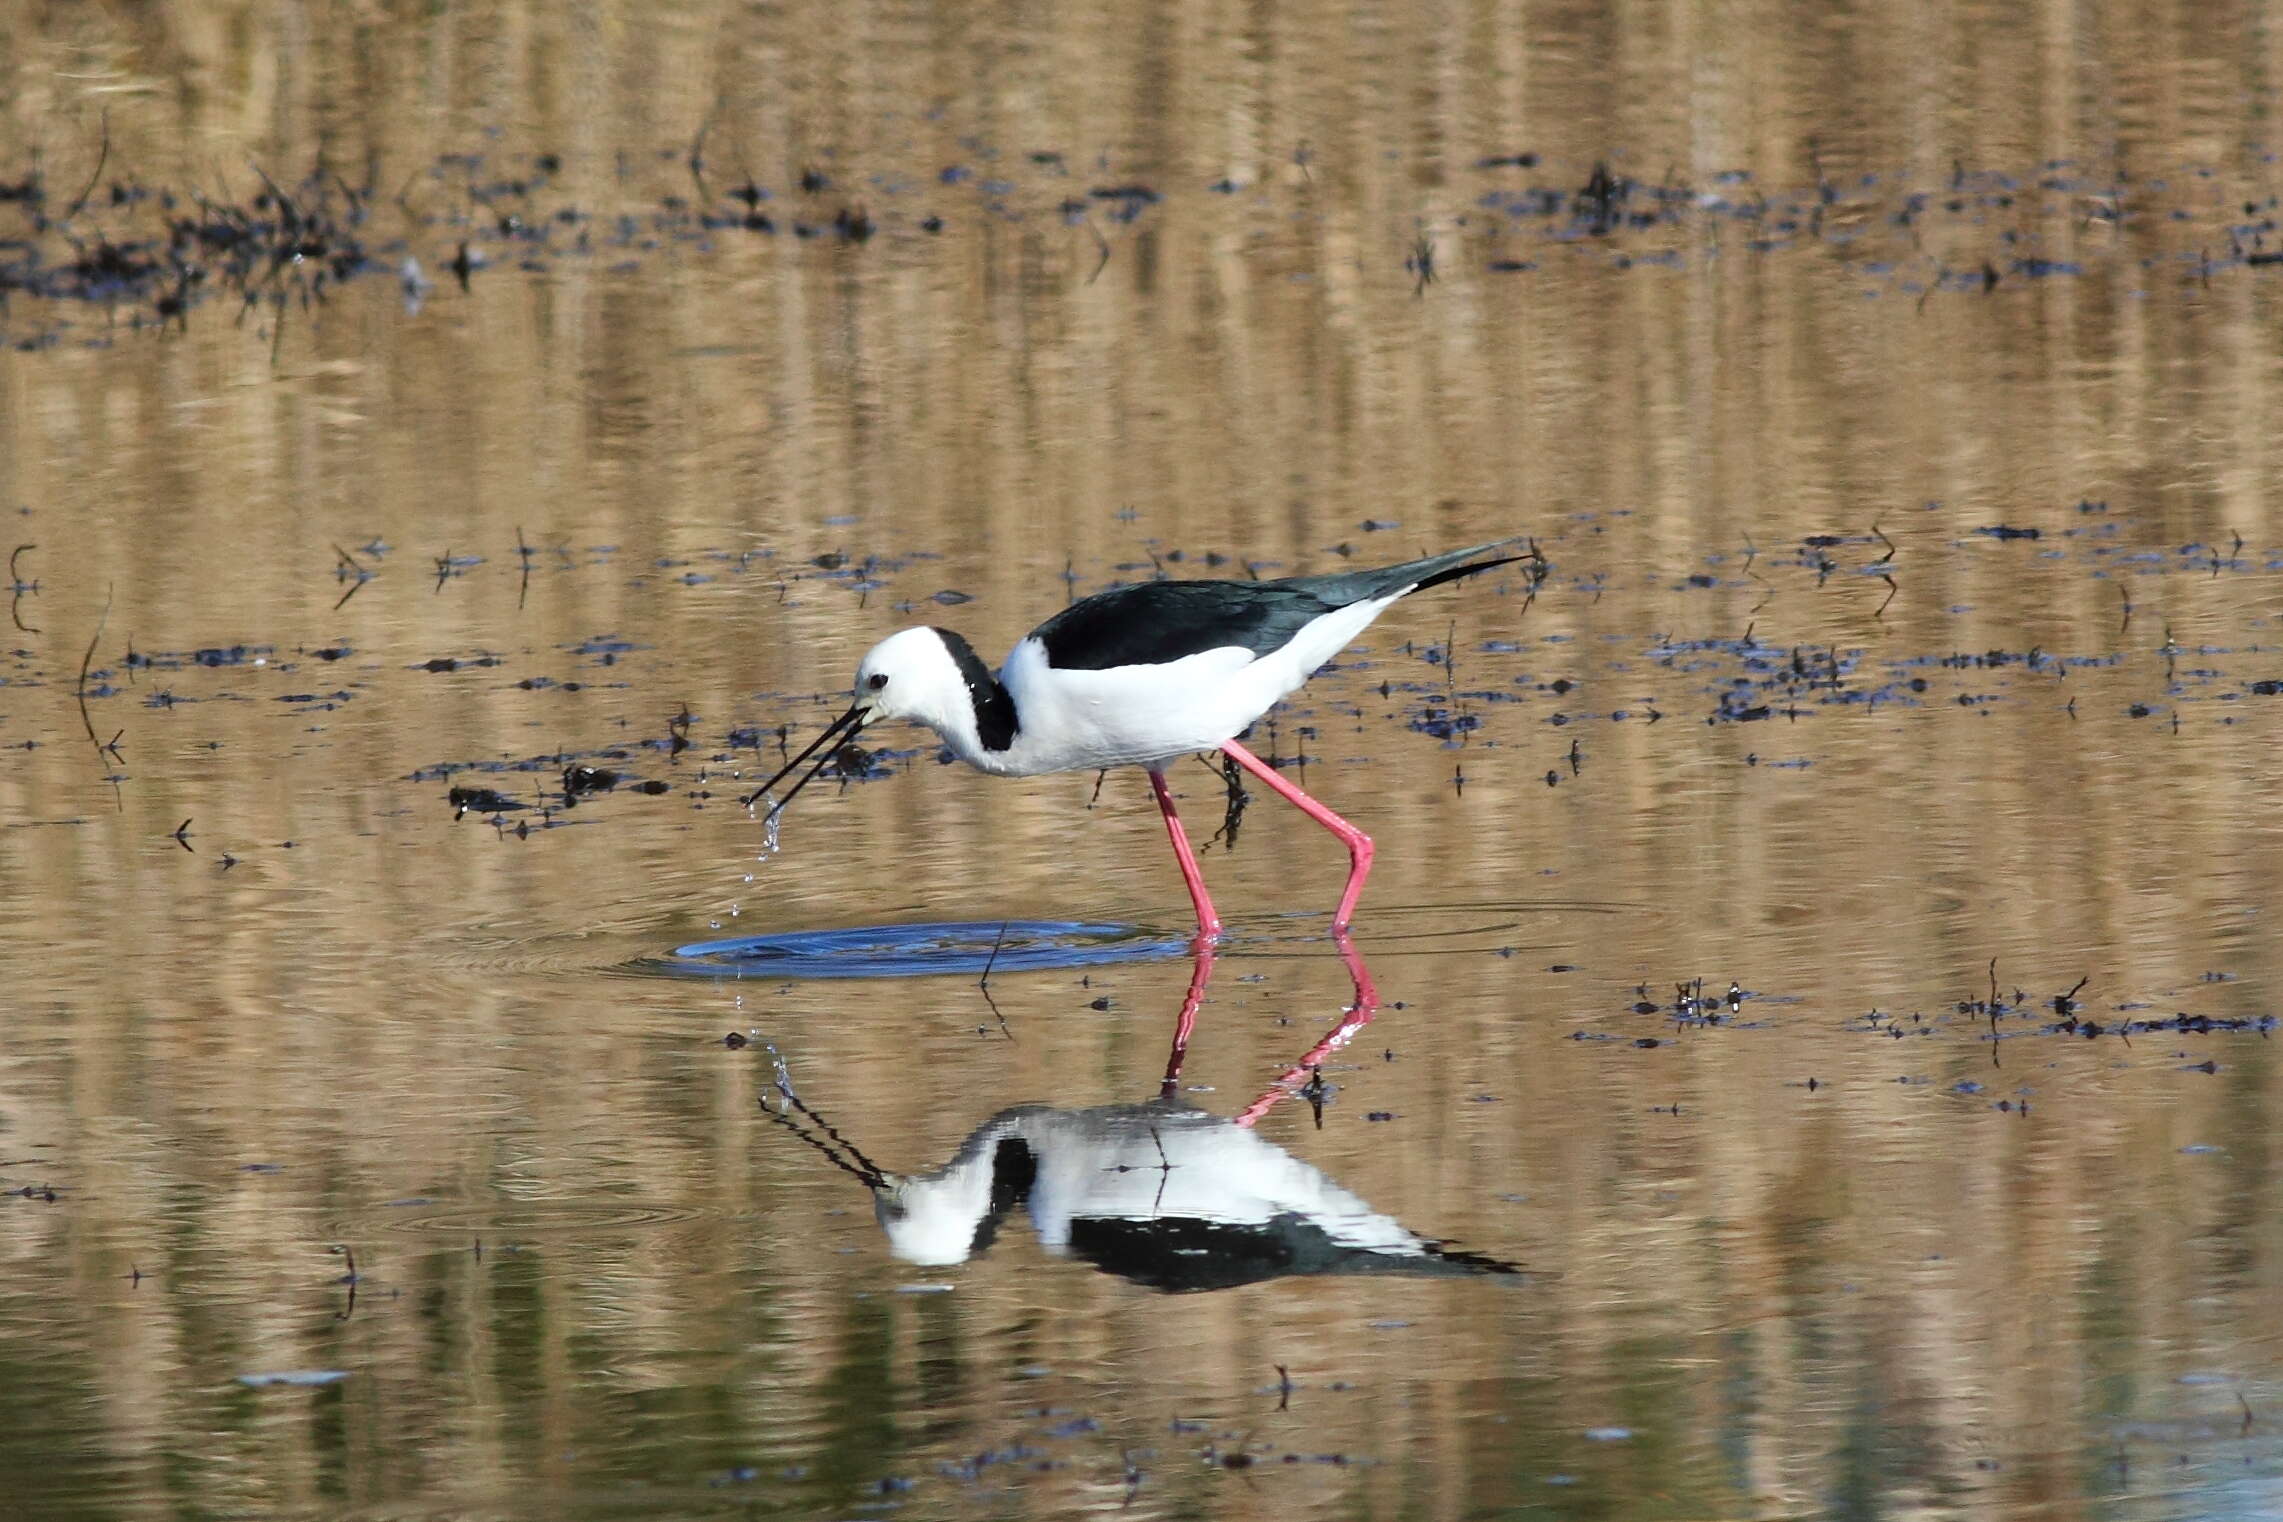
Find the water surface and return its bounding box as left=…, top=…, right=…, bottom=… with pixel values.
left=4, top=4, right=2282, bottom=1518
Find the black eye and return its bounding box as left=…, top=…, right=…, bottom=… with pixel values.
left=867, top=673, right=888, bottom=690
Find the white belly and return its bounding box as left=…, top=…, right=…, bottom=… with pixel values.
left=977, top=595, right=1399, bottom=776
left=988, top=642, right=1272, bottom=773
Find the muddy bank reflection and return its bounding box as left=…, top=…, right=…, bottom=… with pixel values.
left=765, top=942, right=1518, bottom=1287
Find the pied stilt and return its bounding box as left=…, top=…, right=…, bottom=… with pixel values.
left=759, top=943, right=1517, bottom=1284
left=745, top=538, right=1528, bottom=937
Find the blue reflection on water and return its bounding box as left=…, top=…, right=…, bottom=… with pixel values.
left=653, top=920, right=1188, bottom=979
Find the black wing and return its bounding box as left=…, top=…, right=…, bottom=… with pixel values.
left=1066, top=1213, right=1521, bottom=1292
left=1027, top=580, right=1341, bottom=671
left=1026, top=539, right=1523, bottom=673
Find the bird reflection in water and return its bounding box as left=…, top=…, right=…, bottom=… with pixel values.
left=761, top=937, right=1519, bottom=1291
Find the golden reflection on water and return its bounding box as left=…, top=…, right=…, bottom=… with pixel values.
left=4, top=2, right=2283, bottom=1518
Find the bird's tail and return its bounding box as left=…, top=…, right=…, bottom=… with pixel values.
left=1287, top=537, right=1532, bottom=604
left=1405, top=539, right=1532, bottom=596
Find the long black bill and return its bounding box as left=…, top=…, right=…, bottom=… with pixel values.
left=760, top=1076, right=888, bottom=1189
left=740, top=704, right=869, bottom=812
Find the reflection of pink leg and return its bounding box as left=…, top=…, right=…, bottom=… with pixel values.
left=1158, top=941, right=1219, bottom=1099
left=1220, top=739, right=1376, bottom=930
left=1148, top=768, right=1223, bottom=941
left=1335, top=929, right=1380, bottom=1011
left=1232, top=932, right=1379, bottom=1128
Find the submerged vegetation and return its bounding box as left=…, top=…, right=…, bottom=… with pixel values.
left=11, top=126, right=2283, bottom=347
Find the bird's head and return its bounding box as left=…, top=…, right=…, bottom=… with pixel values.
left=850, top=626, right=970, bottom=728
left=871, top=1172, right=993, bottom=1266
left=741, top=627, right=986, bottom=817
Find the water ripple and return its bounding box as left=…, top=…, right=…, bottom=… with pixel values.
left=642, top=920, right=1189, bottom=979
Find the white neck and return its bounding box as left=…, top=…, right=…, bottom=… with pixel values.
left=873, top=627, right=1019, bottom=772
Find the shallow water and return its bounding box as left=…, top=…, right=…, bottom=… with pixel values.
left=5, top=3, right=2283, bottom=1519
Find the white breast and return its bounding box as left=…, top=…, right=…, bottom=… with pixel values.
left=988, top=640, right=1271, bottom=774
left=987, top=594, right=1400, bottom=776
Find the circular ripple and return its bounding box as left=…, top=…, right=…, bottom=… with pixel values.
left=644, top=920, right=1188, bottom=979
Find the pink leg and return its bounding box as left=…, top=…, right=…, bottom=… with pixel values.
left=1148, top=768, right=1223, bottom=942
left=1220, top=739, right=1377, bottom=931
left=1232, top=931, right=1380, bottom=1129
left=1158, top=940, right=1219, bottom=1099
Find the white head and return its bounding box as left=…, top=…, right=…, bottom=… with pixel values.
left=743, top=625, right=1003, bottom=813
left=868, top=1110, right=1042, bottom=1266
left=872, top=1171, right=1000, bottom=1266
left=758, top=1092, right=1033, bottom=1269
left=851, top=626, right=978, bottom=735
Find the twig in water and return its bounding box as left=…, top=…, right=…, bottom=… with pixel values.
left=8, top=543, right=37, bottom=633
left=1084, top=216, right=1111, bottom=284
left=265, top=282, right=289, bottom=366
left=330, top=1243, right=360, bottom=1321
left=76, top=587, right=117, bottom=773
left=62, top=108, right=110, bottom=220
left=1444, top=617, right=1470, bottom=743
left=247, top=159, right=303, bottom=227
left=331, top=542, right=372, bottom=610
left=1407, top=229, right=1436, bottom=296
left=687, top=108, right=717, bottom=204
left=978, top=920, right=1013, bottom=1038
left=1987, top=956, right=2001, bottom=1068
left=1203, top=751, right=1249, bottom=849
left=1516, top=539, right=1550, bottom=616
left=979, top=919, right=1011, bottom=985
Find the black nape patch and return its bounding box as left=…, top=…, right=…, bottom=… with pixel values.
left=967, top=1135, right=1037, bottom=1258
left=931, top=628, right=1019, bottom=751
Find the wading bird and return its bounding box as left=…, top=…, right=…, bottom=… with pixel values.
left=745, top=539, right=1527, bottom=938
left=759, top=938, right=1518, bottom=1286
